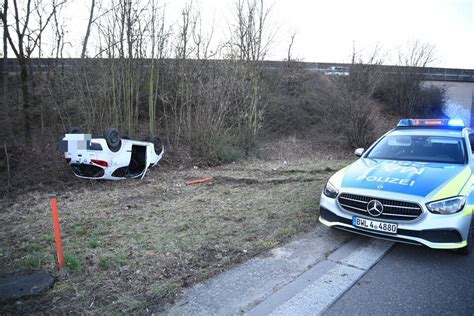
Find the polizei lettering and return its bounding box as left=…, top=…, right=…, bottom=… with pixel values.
left=356, top=175, right=416, bottom=186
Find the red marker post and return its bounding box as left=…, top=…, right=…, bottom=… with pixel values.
left=50, top=195, right=64, bottom=270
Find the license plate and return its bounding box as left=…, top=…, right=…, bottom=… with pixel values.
left=352, top=216, right=397, bottom=234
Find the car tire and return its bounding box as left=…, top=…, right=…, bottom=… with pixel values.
left=151, top=135, right=163, bottom=155
left=66, top=127, right=81, bottom=134
left=104, top=128, right=122, bottom=152
left=457, top=223, right=472, bottom=256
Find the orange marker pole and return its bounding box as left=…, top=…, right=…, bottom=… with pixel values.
left=50, top=195, right=64, bottom=270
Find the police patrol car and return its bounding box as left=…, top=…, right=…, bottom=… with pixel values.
left=319, top=119, right=474, bottom=254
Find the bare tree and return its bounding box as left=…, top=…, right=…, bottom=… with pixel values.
left=375, top=40, right=439, bottom=116
left=287, top=32, right=295, bottom=62
left=399, top=40, right=436, bottom=68
left=148, top=0, right=168, bottom=136
left=228, top=0, right=273, bottom=145
left=230, top=0, right=272, bottom=61
left=81, top=0, right=95, bottom=58
left=175, top=1, right=195, bottom=60
left=51, top=0, right=67, bottom=58
left=320, top=45, right=387, bottom=148
left=0, top=0, right=66, bottom=142
left=1, top=0, right=10, bottom=137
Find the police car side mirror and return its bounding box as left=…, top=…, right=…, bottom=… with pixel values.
left=354, top=148, right=365, bottom=157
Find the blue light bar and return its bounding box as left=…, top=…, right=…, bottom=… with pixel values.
left=397, top=118, right=465, bottom=128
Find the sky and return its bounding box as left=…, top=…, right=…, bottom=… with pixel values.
left=4, top=0, right=473, bottom=68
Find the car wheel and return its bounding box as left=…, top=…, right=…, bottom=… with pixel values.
left=66, top=127, right=81, bottom=134
left=104, top=128, right=122, bottom=152
left=457, top=223, right=472, bottom=256
left=151, top=135, right=163, bottom=155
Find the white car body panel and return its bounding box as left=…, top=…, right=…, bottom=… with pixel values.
left=62, top=134, right=164, bottom=180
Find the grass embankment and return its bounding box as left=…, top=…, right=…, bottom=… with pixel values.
left=0, top=157, right=351, bottom=313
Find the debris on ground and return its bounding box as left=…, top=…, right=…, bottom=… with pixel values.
left=185, top=177, right=213, bottom=185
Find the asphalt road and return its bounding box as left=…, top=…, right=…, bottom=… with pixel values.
left=325, top=243, right=474, bottom=315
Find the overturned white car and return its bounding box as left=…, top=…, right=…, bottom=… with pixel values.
left=60, top=128, right=164, bottom=180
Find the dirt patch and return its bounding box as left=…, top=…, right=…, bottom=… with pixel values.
left=0, top=156, right=352, bottom=313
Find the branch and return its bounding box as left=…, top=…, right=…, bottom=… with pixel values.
left=27, top=0, right=66, bottom=57
left=0, top=4, right=20, bottom=58
left=21, top=0, right=32, bottom=38
left=81, top=0, right=95, bottom=58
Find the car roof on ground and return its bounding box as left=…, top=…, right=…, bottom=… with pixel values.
left=389, top=128, right=465, bottom=137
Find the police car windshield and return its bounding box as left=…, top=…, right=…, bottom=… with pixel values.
left=367, top=135, right=466, bottom=164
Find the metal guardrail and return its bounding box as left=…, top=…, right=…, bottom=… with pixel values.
left=1, top=59, right=474, bottom=82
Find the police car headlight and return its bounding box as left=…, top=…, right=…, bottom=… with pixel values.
left=426, top=196, right=466, bottom=214
left=323, top=182, right=339, bottom=199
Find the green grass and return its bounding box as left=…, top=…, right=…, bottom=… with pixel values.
left=153, top=282, right=181, bottom=300
left=114, top=254, right=128, bottom=264
left=25, top=242, right=42, bottom=252
left=87, top=239, right=99, bottom=249
left=277, top=225, right=298, bottom=239
left=24, top=255, right=43, bottom=269
left=23, top=252, right=54, bottom=270
left=41, top=234, right=55, bottom=242
left=64, top=254, right=81, bottom=271
left=130, top=301, right=148, bottom=312
left=73, top=225, right=87, bottom=236
left=257, top=239, right=279, bottom=249
left=98, top=256, right=111, bottom=270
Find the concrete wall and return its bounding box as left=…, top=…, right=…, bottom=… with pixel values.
left=423, top=81, right=474, bottom=126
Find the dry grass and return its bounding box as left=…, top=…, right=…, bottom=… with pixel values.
left=0, top=154, right=353, bottom=313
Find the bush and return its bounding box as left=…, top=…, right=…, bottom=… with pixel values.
left=214, top=134, right=246, bottom=163
left=374, top=70, right=446, bottom=117
left=262, top=63, right=325, bottom=135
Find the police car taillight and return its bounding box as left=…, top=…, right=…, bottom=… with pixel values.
left=397, top=118, right=465, bottom=128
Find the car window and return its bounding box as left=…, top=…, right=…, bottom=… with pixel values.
left=366, top=135, right=466, bottom=164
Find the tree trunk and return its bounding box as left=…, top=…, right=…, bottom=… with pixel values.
left=19, top=58, right=31, bottom=142
left=2, top=0, right=10, bottom=137
left=81, top=0, right=95, bottom=58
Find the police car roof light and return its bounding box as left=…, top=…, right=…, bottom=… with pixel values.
left=448, top=119, right=465, bottom=127
left=397, top=119, right=464, bottom=128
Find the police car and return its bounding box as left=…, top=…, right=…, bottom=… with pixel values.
left=319, top=119, right=474, bottom=254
